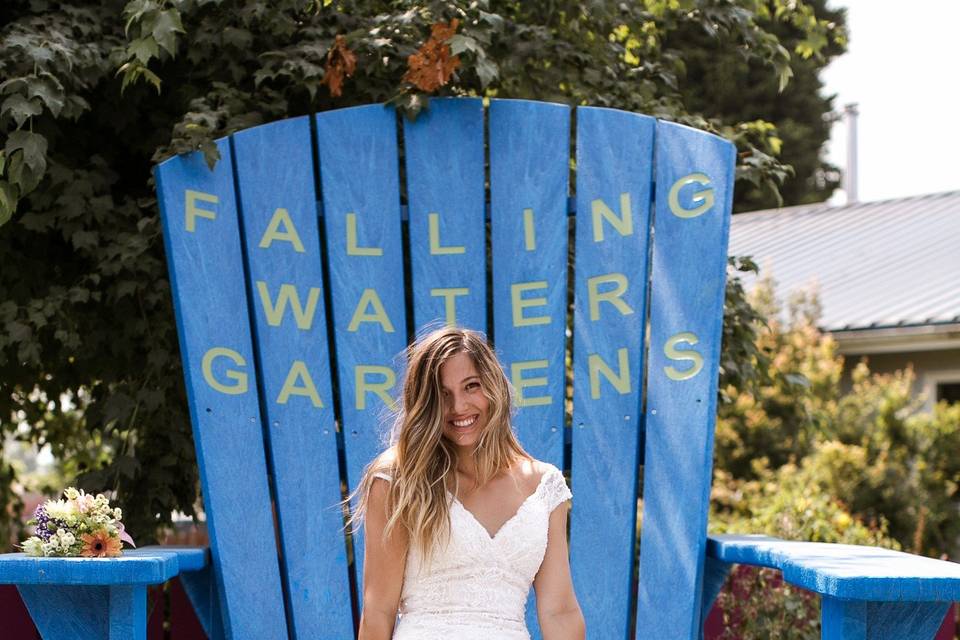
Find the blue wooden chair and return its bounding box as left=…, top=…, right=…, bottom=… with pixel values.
left=2, top=98, right=960, bottom=639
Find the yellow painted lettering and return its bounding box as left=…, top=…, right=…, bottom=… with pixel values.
left=523, top=208, right=536, bottom=251
left=428, top=213, right=466, bottom=255
left=430, top=287, right=470, bottom=325
left=201, top=347, right=248, bottom=395
left=346, top=213, right=383, bottom=256
left=664, top=332, right=704, bottom=380
left=259, top=208, right=305, bottom=253
left=588, top=348, right=631, bottom=399
left=348, top=289, right=395, bottom=333
left=668, top=173, right=714, bottom=219
left=511, top=281, right=551, bottom=327
left=511, top=360, right=552, bottom=407
left=355, top=365, right=396, bottom=410
left=256, top=281, right=321, bottom=330
left=591, top=193, right=632, bottom=242
left=277, top=360, right=324, bottom=407
left=587, top=273, right=633, bottom=321
left=185, top=190, right=218, bottom=232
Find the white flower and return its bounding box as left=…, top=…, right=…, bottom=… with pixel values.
left=44, top=499, right=76, bottom=521
left=64, top=487, right=80, bottom=500
left=21, top=537, right=44, bottom=556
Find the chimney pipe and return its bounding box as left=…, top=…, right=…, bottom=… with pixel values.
left=844, top=103, right=859, bottom=204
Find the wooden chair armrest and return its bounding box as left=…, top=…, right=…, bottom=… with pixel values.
left=0, top=546, right=207, bottom=586
left=0, top=546, right=210, bottom=640
left=705, top=534, right=960, bottom=640
left=707, top=533, right=960, bottom=601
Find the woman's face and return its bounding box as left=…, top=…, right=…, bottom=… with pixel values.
left=439, top=352, right=490, bottom=449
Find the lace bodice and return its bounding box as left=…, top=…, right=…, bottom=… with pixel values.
left=372, top=462, right=572, bottom=640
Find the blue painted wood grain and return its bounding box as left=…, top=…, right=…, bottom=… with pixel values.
left=404, top=97, right=486, bottom=334
left=488, top=98, right=571, bottom=639
left=708, top=534, right=960, bottom=601
left=18, top=584, right=145, bottom=640
left=821, top=598, right=949, bottom=640
left=232, top=116, right=353, bottom=640
left=568, top=106, right=655, bottom=638
left=155, top=141, right=287, bottom=640
left=315, top=105, right=408, bottom=594
left=635, top=120, right=735, bottom=639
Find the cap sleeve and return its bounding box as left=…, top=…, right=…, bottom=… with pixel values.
left=541, top=464, right=572, bottom=512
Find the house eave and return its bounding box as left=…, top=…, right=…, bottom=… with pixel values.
left=828, top=323, right=960, bottom=355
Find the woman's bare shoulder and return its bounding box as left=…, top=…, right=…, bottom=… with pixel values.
left=367, top=447, right=399, bottom=485
left=515, top=457, right=556, bottom=490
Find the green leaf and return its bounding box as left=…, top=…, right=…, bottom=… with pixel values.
left=199, top=140, right=220, bottom=170
left=152, top=9, right=185, bottom=56
left=123, top=0, right=157, bottom=35
left=5, top=130, right=47, bottom=175
left=0, top=78, right=29, bottom=95
left=0, top=180, right=17, bottom=227
left=2, top=94, right=43, bottom=127
left=128, top=37, right=159, bottom=64
left=448, top=34, right=479, bottom=56
left=26, top=74, right=65, bottom=117
left=475, top=58, right=499, bottom=88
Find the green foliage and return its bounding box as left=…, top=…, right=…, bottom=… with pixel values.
left=1, top=0, right=840, bottom=548
left=710, top=279, right=960, bottom=638
left=679, top=0, right=848, bottom=211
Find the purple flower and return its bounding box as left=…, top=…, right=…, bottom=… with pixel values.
left=32, top=505, right=52, bottom=542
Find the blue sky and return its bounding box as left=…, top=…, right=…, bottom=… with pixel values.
left=822, top=0, right=960, bottom=203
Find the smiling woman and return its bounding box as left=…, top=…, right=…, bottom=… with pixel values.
left=346, top=326, right=584, bottom=640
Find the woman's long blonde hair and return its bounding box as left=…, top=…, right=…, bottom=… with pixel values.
left=347, top=326, right=531, bottom=563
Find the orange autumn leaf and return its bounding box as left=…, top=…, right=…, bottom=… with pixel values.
left=321, top=35, right=357, bottom=98
left=404, top=19, right=462, bottom=92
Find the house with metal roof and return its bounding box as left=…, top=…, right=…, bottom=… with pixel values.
left=728, top=190, right=960, bottom=410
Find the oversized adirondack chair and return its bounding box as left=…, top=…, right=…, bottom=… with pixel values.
left=2, top=98, right=960, bottom=640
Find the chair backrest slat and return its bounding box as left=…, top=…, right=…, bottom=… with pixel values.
left=489, top=99, right=571, bottom=467
left=404, top=97, right=487, bottom=333
left=314, top=105, right=409, bottom=592
left=488, top=99, right=572, bottom=637
left=635, top=120, right=735, bottom=638
left=231, top=116, right=353, bottom=639
left=155, top=140, right=288, bottom=639
left=569, top=107, right=656, bottom=637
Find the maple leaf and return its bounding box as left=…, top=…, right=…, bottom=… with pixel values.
left=321, top=35, right=357, bottom=98
left=404, top=19, right=462, bottom=93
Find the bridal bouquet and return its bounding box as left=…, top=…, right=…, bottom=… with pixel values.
left=20, top=488, right=136, bottom=558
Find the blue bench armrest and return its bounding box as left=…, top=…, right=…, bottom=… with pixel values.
left=705, top=534, right=960, bottom=640
left=0, top=546, right=207, bottom=585
left=0, top=546, right=210, bottom=640
left=707, top=533, right=960, bottom=601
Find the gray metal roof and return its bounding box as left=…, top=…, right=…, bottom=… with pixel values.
left=728, top=190, right=960, bottom=332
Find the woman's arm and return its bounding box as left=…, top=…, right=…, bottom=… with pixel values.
left=533, top=500, right=585, bottom=640
left=357, top=477, right=408, bottom=640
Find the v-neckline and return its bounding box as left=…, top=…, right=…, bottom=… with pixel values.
left=449, top=470, right=550, bottom=541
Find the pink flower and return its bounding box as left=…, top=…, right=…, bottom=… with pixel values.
left=76, top=493, right=96, bottom=513
left=117, top=522, right=136, bottom=548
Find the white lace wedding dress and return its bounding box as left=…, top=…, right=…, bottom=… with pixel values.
left=372, top=462, right=573, bottom=640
